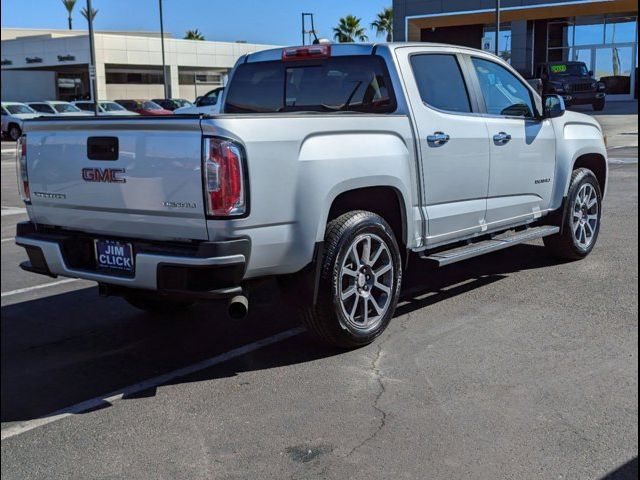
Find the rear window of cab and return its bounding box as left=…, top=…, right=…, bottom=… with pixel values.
left=225, top=55, right=396, bottom=114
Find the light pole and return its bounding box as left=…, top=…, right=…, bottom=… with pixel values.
left=495, top=0, right=501, bottom=57
left=159, top=0, right=168, bottom=98
left=86, top=0, right=99, bottom=116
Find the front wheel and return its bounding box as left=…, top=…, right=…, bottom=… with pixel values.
left=593, top=99, right=605, bottom=111
left=544, top=168, right=602, bottom=260
left=303, top=211, right=402, bottom=348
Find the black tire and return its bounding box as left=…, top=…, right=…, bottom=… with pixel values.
left=125, top=294, right=193, bottom=313
left=303, top=210, right=402, bottom=348
left=8, top=124, right=21, bottom=141
left=543, top=168, right=602, bottom=260
left=592, top=99, right=605, bottom=111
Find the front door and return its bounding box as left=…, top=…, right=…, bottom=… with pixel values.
left=469, top=56, right=557, bottom=229
left=395, top=47, right=491, bottom=246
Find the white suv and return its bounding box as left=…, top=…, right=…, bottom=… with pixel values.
left=26, top=101, right=92, bottom=117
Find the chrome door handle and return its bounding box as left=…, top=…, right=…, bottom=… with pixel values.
left=427, top=132, right=450, bottom=146
left=493, top=132, right=512, bottom=144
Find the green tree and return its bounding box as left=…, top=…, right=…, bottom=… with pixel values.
left=61, top=0, right=77, bottom=30
left=80, top=6, right=98, bottom=22
left=333, top=15, right=368, bottom=43
left=371, top=7, right=393, bottom=42
left=184, top=29, right=205, bottom=40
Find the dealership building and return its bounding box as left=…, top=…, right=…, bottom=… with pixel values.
left=0, top=28, right=275, bottom=102
left=394, top=0, right=638, bottom=99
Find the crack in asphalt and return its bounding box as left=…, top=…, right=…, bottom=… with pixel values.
left=345, top=313, right=411, bottom=457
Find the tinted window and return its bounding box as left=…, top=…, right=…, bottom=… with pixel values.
left=6, top=104, right=35, bottom=114
left=1, top=107, right=8, bottom=115
left=100, top=102, right=126, bottom=112
left=472, top=57, right=535, bottom=118
left=198, top=89, right=223, bottom=106
left=141, top=101, right=163, bottom=110
left=225, top=56, right=395, bottom=114
left=53, top=103, right=80, bottom=113
left=75, top=102, right=93, bottom=111
left=410, top=54, right=472, bottom=113
left=116, top=100, right=136, bottom=110
left=30, top=104, right=55, bottom=114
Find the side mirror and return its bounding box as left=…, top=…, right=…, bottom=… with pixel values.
left=543, top=94, right=566, bottom=119
left=588, top=70, right=594, bottom=76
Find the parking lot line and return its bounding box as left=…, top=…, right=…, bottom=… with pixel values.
left=0, top=326, right=305, bottom=441
left=1, top=238, right=13, bottom=243
left=1, top=207, right=26, bottom=217
left=1, top=278, right=79, bottom=298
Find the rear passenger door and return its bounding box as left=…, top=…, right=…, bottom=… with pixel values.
left=467, top=56, right=556, bottom=229
left=396, top=47, right=491, bottom=246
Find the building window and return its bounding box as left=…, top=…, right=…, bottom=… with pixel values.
left=105, top=67, right=164, bottom=84
left=178, top=71, right=223, bottom=85
left=482, top=24, right=512, bottom=63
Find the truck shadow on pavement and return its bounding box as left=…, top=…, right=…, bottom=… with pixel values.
left=1, top=244, right=564, bottom=423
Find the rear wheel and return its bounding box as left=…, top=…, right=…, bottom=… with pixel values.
left=125, top=293, right=193, bottom=313
left=592, top=99, right=605, bottom=111
left=544, top=168, right=602, bottom=260
left=303, top=211, right=402, bottom=348
left=8, top=124, right=21, bottom=141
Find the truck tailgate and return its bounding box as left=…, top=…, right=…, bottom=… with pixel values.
left=24, top=118, right=208, bottom=241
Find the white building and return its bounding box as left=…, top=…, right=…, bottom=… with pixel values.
left=1, top=28, right=276, bottom=102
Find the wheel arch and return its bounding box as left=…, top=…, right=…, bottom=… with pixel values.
left=324, top=184, right=408, bottom=250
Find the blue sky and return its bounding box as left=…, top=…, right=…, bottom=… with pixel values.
left=1, top=0, right=392, bottom=45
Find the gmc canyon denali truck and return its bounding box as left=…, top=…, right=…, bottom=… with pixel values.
left=15, top=43, right=608, bottom=348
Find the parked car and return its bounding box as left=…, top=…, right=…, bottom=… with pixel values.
left=151, top=98, right=194, bottom=111
left=16, top=43, right=608, bottom=348
left=114, top=99, right=172, bottom=116
left=1, top=102, right=40, bottom=140
left=173, top=88, right=223, bottom=115
left=72, top=100, right=139, bottom=116
left=536, top=61, right=607, bottom=111
left=26, top=101, right=93, bottom=116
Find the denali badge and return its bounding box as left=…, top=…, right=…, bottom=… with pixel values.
left=535, top=178, right=551, bottom=184
left=34, top=192, right=66, bottom=199
left=162, top=201, right=197, bottom=209
left=82, top=168, right=126, bottom=183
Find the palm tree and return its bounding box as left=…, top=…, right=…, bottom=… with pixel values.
left=61, top=0, right=77, bottom=30
left=371, top=7, right=393, bottom=42
left=333, top=15, right=368, bottom=43
left=80, top=6, right=98, bottom=22
left=184, top=29, right=205, bottom=40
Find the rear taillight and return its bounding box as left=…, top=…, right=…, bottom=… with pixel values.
left=16, top=135, right=30, bottom=203
left=282, top=44, right=331, bottom=61
left=203, top=137, right=246, bottom=217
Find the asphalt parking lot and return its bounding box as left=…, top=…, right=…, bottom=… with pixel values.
left=0, top=104, right=638, bottom=479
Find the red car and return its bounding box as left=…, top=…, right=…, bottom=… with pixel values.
left=115, top=99, right=172, bottom=116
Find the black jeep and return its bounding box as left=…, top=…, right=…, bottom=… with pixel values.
left=536, top=61, right=607, bottom=111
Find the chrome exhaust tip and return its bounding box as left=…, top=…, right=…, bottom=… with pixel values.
left=228, top=295, right=249, bottom=319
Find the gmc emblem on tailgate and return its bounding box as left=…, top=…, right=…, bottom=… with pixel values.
left=81, top=168, right=126, bottom=183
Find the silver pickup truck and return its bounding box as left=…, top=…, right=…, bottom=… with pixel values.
left=15, top=43, right=608, bottom=348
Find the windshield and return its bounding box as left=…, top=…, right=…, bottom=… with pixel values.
left=53, top=103, right=81, bottom=113
left=225, top=56, right=395, bottom=114
left=75, top=102, right=94, bottom=111
left=174, top=99, right=193, bottom=107
left=141, top=101, right=163, bottom=110
left=100, top=101, right=126, bottom=112
left=549, top=63, right=589, bottom=77
left=6, top=104, right=35, bottom=114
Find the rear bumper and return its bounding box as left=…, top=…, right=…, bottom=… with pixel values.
left=15, top=222, right=250, bottom=300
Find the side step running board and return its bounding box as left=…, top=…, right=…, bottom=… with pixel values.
left=419, top=225, right=559, bottom=267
